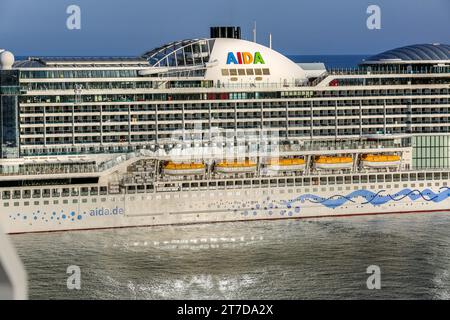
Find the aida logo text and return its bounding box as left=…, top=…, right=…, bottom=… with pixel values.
left=226, top=52, right=265, bottom=65
left=89, top=206, right=124, bottom=217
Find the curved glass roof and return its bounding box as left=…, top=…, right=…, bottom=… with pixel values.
left=142, top=39, right=215, bottom=68
left=365, top=44, right=450, bottom=63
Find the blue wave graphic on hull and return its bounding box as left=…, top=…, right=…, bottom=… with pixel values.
left=283, top=187, right=450, bottom=209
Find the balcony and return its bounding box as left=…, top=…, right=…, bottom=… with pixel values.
left=0, top=86, right=21, bottom=95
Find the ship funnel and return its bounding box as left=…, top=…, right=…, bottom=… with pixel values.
left=210, top=26, right=241, bottom=39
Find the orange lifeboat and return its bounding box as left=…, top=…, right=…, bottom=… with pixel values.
left=215, top=160, right=257, bottom=174
left=314, top=156, right=353, bottom=170
left=163, top=162, right=206, bottom=176
left=267, top=158, right=306, bottom=171
left=361, top=154, right=401, bottom=168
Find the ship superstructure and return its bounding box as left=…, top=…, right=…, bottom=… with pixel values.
left=0, top=27, right=449, bottom=234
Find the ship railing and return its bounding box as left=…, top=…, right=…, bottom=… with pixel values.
left=98, top=149, right=156, bottom=172
left=213, top=83, right=308, bottom=89
left=130, top=168, right=449, bottom=193
left=328, top=67, right=450, bottom=75
left=0, top=163, right=99, bottom=176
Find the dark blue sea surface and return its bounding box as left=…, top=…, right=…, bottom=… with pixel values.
left=11, top=212, right=450, bottom=299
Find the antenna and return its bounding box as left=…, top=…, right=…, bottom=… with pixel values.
left=253, top=21, right=257, bottom=43
left=269, top=33, right=272, bottom=49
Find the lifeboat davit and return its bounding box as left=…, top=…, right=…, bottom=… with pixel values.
left=163, top=162, right=206, bottom=176
left=314, top=156, right=353, bottom=170
left=361, top=154, right=401, bottom=168
left=215, top=160, right=257, bottom=174
left=267, top=158, right=306, bottom=171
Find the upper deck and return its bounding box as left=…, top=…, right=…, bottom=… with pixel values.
left=1, top=33, right=449, bottom=164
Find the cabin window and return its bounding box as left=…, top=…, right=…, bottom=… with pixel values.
left=32, top=190, right=41, bottom=198
left=13, top=190, right=21, bottom=199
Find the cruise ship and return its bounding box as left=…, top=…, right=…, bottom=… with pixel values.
left=0, top=26, right=449, bottom=234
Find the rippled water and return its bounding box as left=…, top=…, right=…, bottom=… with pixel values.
left=10, top=212, right=450, bottom=299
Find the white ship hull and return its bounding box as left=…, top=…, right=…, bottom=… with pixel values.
left=1, top=34, right=449, bottom=236
left=3, top=179, right=450, bottom=234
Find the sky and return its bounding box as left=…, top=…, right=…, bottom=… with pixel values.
left=0, top=0, right=449, bottom=56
